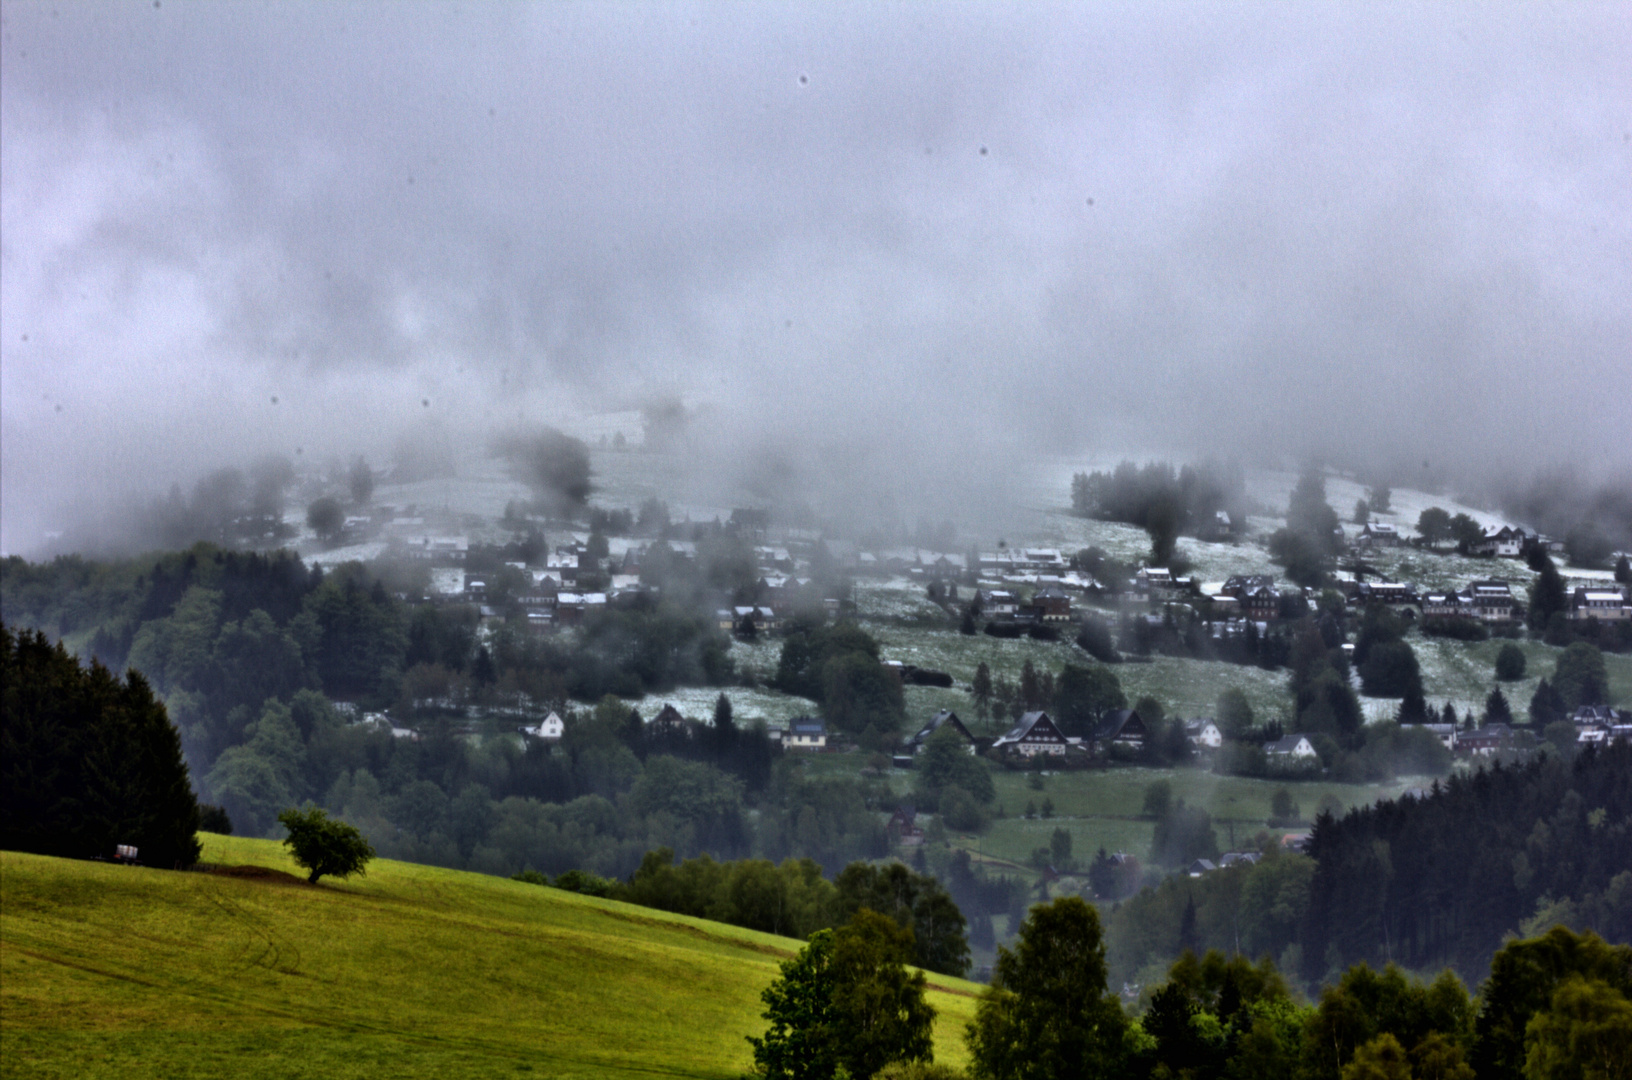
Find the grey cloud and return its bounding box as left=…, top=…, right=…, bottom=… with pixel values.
left=2, top=0, right=1628, bottom=552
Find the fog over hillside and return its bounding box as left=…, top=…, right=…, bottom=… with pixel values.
left=3, top=1, right=1629, bottom=553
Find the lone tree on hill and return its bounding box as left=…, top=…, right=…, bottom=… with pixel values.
left=278, top=806, right=375, bottom=884
left=306, top=496, right=344, bottom=544
left=495, top=426, right=593, bottom=517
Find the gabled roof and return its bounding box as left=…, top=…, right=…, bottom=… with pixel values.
left=995, top=711, right=1061, bottom=744
left=1264, top=734, right=1314, bottom=755
left=650, top=704, right=688, bottom=729
left=909, top=709, right=972, bottom=747
left=1094, top=709, right=1146, bottom=742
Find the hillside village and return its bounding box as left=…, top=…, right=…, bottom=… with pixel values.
left=5, top=449, right=1630, bottom=994
left=320, top=474, right=1631, bottom=775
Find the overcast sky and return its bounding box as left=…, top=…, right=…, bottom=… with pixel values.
left=2, top=0, right=1628, bottom=551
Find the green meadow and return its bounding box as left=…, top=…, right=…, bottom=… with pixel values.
left=1, top=836, right=982, bottom=1080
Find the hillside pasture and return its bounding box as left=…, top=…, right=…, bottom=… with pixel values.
left=1, top=836, right=982, bottom=1080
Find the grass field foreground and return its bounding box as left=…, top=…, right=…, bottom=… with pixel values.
left=1, top=836, right=982, bottom=1079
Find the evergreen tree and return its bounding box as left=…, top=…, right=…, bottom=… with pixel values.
left=1528, top=677, right=1566, bottom=727
left=1494, top=643, right=1527, bottom=682
left=2, top=624, right=201, bottom=867
left=971, top=662, right=993, bottom=721
left=1484, top=687, right=1513, bottom=726
left=1527, top=553, right=1567, bottom=632
left=712, top=692, right=738, bottom=755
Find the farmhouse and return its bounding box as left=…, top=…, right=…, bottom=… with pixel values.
left=1411, top=723, right=1458, bottom=751
left=648, top=704, right=689, bottom=735
left=1357, top=522, right=1401, bottom=548
left=1094, top=709, right=1148, bottom=750
left=1473, top=526, right=1528, bottom=558
left=991, top=711, right=1071, bottom=757
left=1184, top=718, right=1223, bottom=750
left=1029, top=584, right=1074, bottom=622
left=901, top=710, right=975, bottom=756
left=518, top=711, right=564, bottom=741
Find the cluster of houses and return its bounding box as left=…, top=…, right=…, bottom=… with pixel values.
left=1353, top=521, right=1568, bottom=560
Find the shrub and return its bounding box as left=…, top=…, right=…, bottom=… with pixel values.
left=198, top=805, right=234, bottom=835
left=552, top=868, right=617, bottom=897
left=1495, top=643, right=1527, bottom=681
left=1422, top=617, right=1489, bottom=641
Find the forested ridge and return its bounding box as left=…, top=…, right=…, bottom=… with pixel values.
left=0, top=547, right=953, bottom=911
left=1304, top=743, right=1632, bottom=983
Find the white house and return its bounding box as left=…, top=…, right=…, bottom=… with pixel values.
left=520, top=711, right=564, bottom=741
left=1184, top=719, right=1223, bottom=749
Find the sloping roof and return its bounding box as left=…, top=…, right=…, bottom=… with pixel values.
left=1094, top=709, right=1146, bottom=742
left=995, top=711, right=1058, bottom=743
left=909, top=709, right=972, bottom=747
left=1264, top=734, right=1314, bottom=755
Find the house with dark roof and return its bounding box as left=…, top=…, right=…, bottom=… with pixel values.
left=1029, top=585, right=1074, bottom=622
left=1357, top=522, right=1401, bottom=548
left=886, top=805, right=924, bottom=846
left=1264, top=734, right=1317, bottom=759
left=991, top=711, right=1071, bottom=757
left=906, top=709, right=975, bottom=752
left=1457, top=724, right=1512, bottom=756
left=1094, top=709, right=1147, bottom=749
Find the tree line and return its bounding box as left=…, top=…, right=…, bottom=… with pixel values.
left=750, top=892, right=1632, bottom=1080
left=2, top=624, right=201, bottom=868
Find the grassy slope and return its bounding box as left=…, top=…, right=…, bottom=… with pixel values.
left=1, top=836, right=982, bottom=1080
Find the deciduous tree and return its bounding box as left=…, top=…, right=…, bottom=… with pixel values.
left=965, top=896, right=1127, bottom=1080
left=278, top=805, right=375, bottom=884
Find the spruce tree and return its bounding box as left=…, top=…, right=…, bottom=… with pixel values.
left=1527, top=554, right=1567, bottom=632
left=2, top=624, right=201, bottom=866
left=1528, top=678, right=1565, bottom=727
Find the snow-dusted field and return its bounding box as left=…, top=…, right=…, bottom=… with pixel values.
left=634, top=685, right=813, bottom=727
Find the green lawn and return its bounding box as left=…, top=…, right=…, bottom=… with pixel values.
left=949, top=764, right=1414, bottom=871
left=1, top=836, right=983, bottom=1079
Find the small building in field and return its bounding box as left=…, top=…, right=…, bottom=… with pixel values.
left=783, top=718, right=828, bottom=751
left=519, top=711, right=564, bottom=742
left=1185, top=719, right=1223, bottom=750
